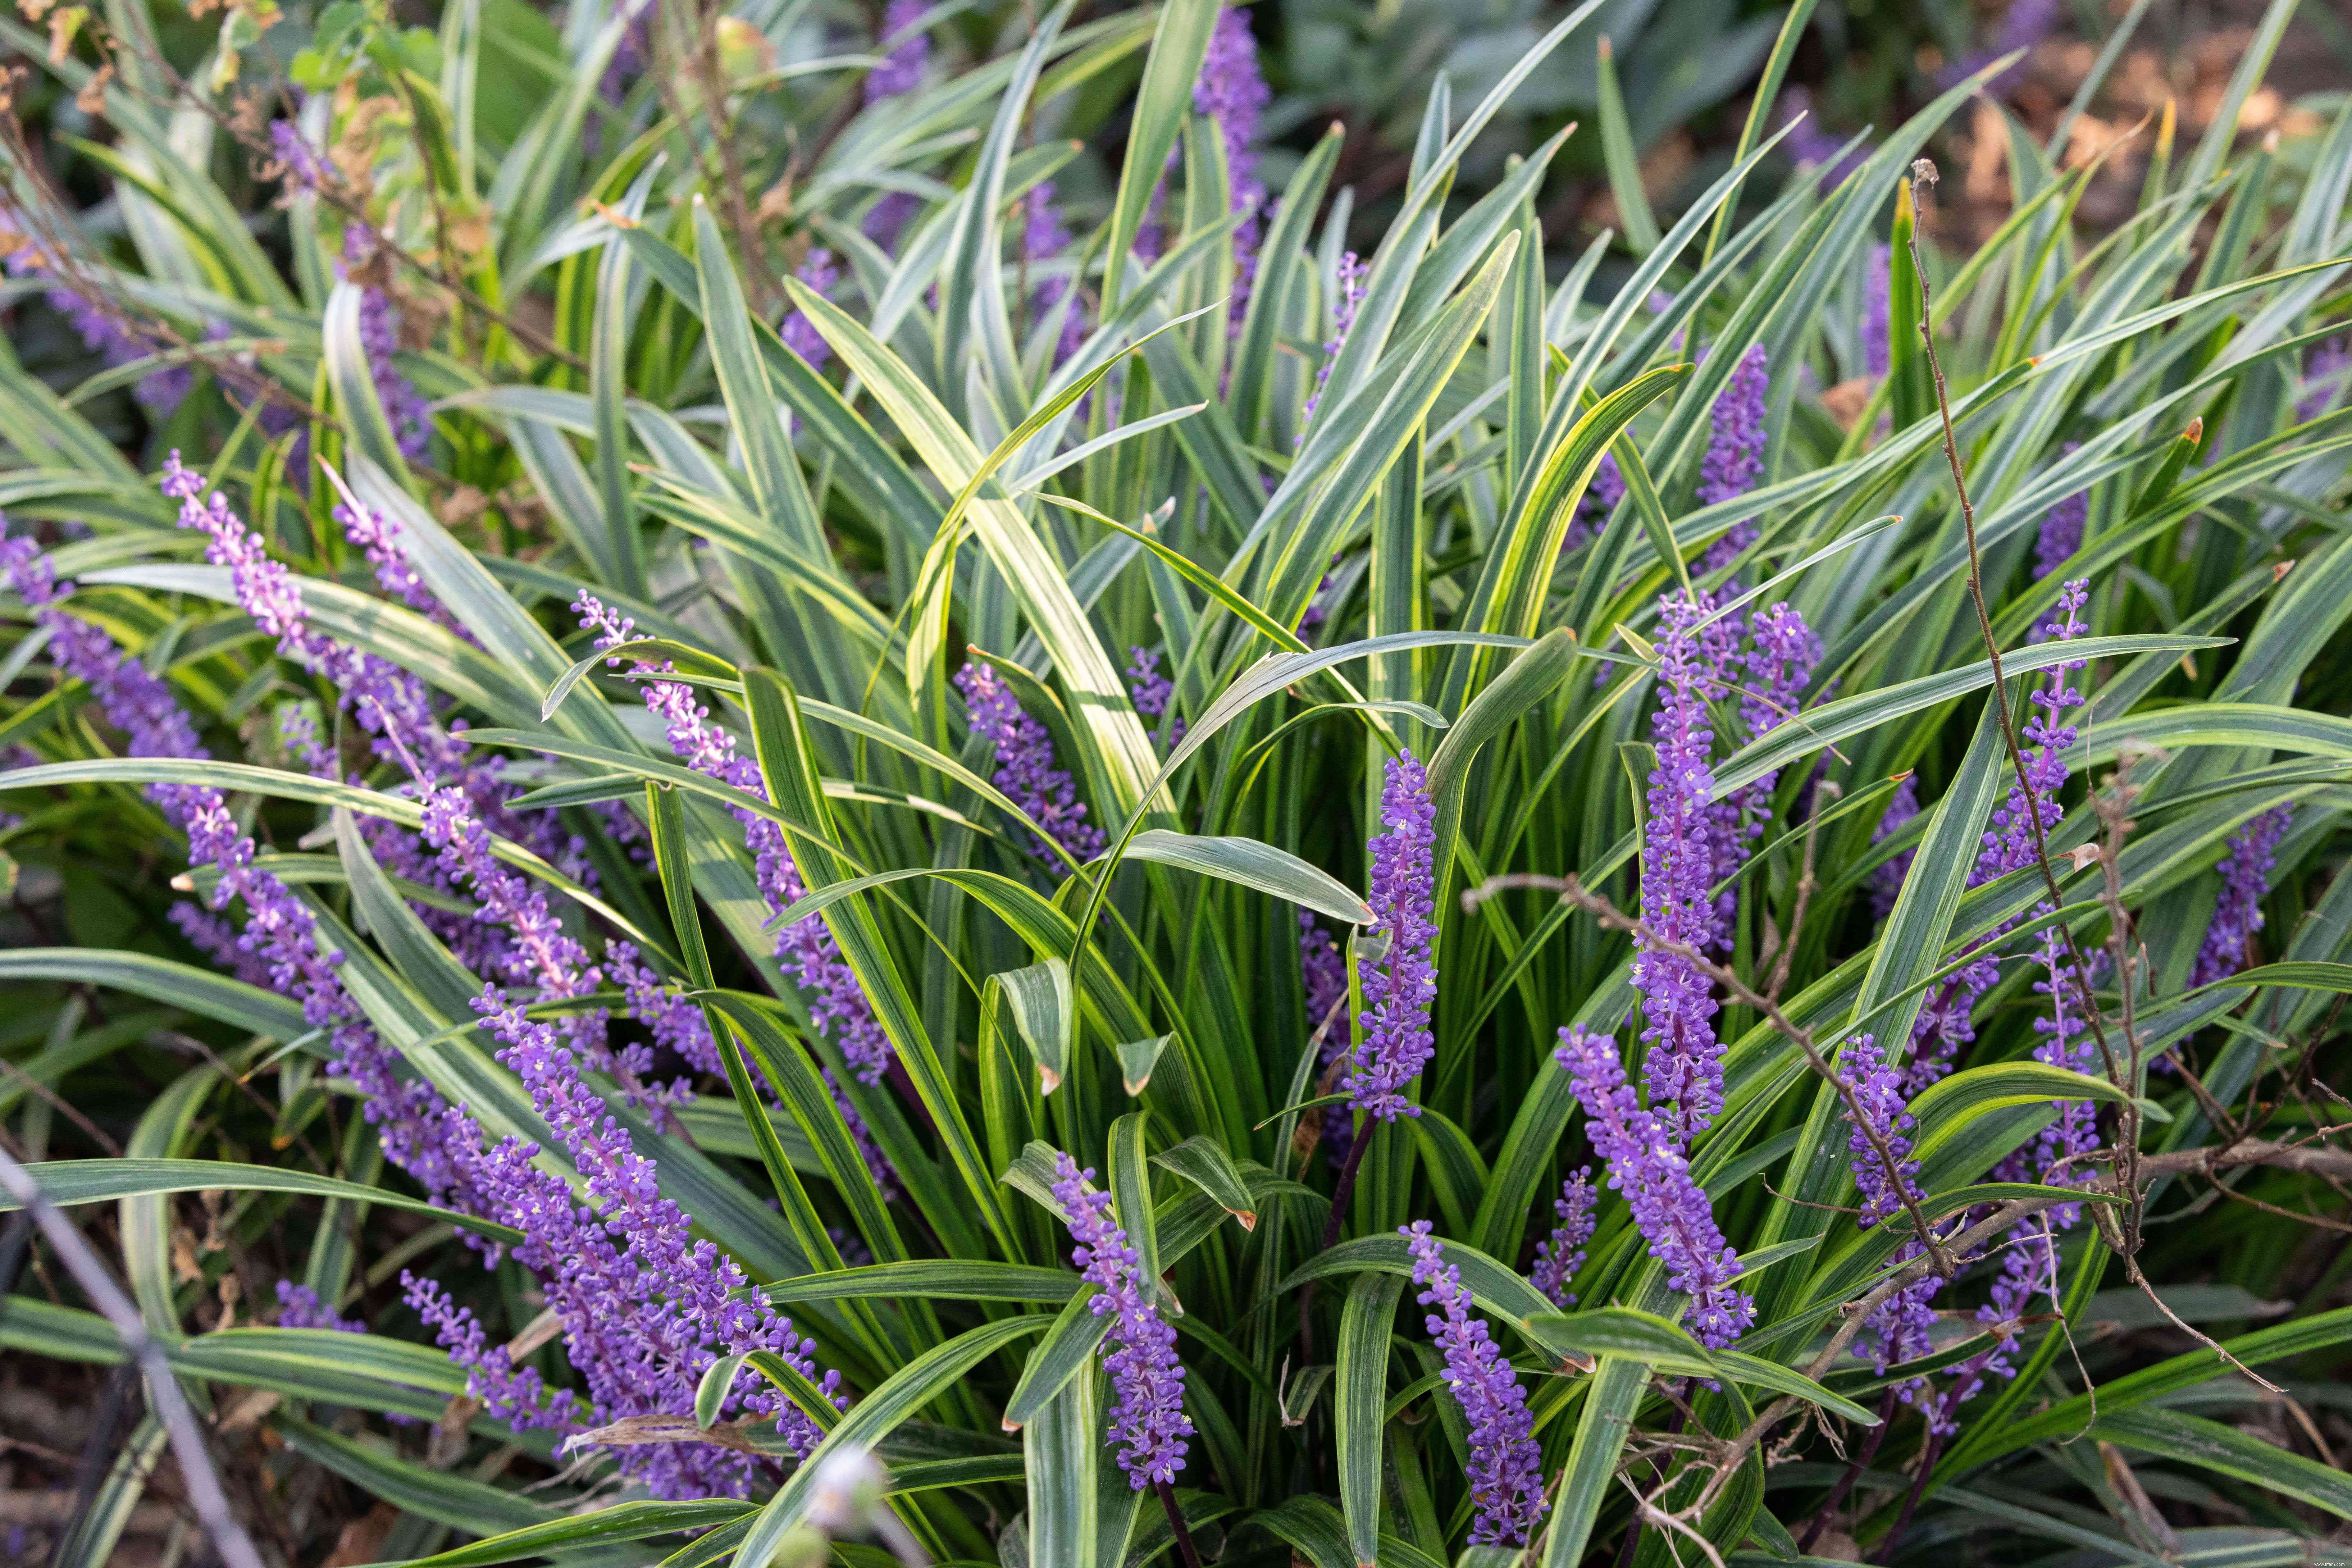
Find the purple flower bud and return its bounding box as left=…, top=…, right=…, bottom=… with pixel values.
left=274, top=1280, right=364, bottom=1334
left=338, top=225, right=432, bottom=464
left=1050, top=1153, right=1192, bottom=1488
left=1125, top=644, right=1185, bottom=749
left=1401, top=1221, right=1547, bottom=1545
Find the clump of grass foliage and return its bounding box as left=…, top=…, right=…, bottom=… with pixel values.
left=1, top=0, right=2351, bottom=1563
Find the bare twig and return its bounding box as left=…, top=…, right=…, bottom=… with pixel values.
left=1901, top=159, right=2129, bottom=1134
left=0, top=1145, right=267, bottom=1568
left=1545, top=873, right=1958, bottom=1278
left=1765, top=780, right=1834, bottom=1003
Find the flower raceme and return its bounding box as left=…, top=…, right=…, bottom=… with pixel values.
left=957, top=659, right=1107, bottom=869
left=1555, top=1025, right=1754, bottom=1348
left=1050, top=1153, right=1193, bottom=1489
left=1402, top=1222, right=1547, bottom=1546
left=1345, top=750, right=1438, bottom=1123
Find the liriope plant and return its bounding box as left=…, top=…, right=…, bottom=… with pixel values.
left=1, top=0, right=2350, bottom=1563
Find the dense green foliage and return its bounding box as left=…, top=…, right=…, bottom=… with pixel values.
left=1, top=0, right=2351, bottom=1564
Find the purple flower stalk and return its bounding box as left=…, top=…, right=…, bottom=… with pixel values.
left=2, top=532, right=487, bottom=1211
left=2298, top=340, right=2348, bottom=422
left=1299, top=909, right=1355, bottom=1165
left=1567, top=452, right=1627, bottom=553
left=954, top=660, right=1105, bottom=869
left=1345, top=751, right=1437, bottom=1123
left=1555, top=1026, right=1754, bottom=1347
left=1697, top=344, right=1770, bottom=576
left=1837, top=1034, right=1923, bottom=1229
left=2035, top=443, right=2087, bottom=581
left=1, top=233, right=191, bottom=417
left=1869, top=776, right=1921, bottom=919
left=410, top=770, right=844, bottom=1494
left=1772, top=87, right=1868, bottom=190
left=274, top=1280, right=364, bottom=1333
left=1713, top=602, right=1820, bottom=921
left=1531, top=1168, right=1597, bottom=1308
left=1902, top=580, right=2089, bottom=1094
left=1193, top=6, right=1270, bottom=329
left=338, top=225, right=432, bottom=464
left=1401, top=1221, right=1548, bottom=1545
left=1125, top=644, right=1184, bottom=749
left=1636, top=593, right=1728, bottom=1141
left=577, top=597, right=899, bottom=1174
left=1861, top=242, right=1892, bottom=379
left=781, top=248, right=840, bottom=371
left=2193, top=807, right=2292, bottom=987
left=865, top=0, right=930, bottom=102
left=1050, top=1153, right=1192, bottom=1488
left=864, top=191, right=920, bottom=253
left=1299, top=251, right=1365, bottom=436
left=268, top=120, right=334, bottom=192
left=1025, top=185, right=1088, bottom=368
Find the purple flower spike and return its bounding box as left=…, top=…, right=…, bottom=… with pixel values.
left=1401, top=1221, right=1547, bottom=1546
left=1869, top=777, right=1921, bottom=919
left=1861, top=243, right=1892, bottom=379
left=865, top=0, right=930, bottom=102
left=3, top=531, right=486, bottom=1214
left=1126, top=645, right=1185, bottom=749
left=1346, top=751, right=1437, bottom=1123
left=2035, top=443, right=2087, bottom=581
left=0, top=236, right=191, bottom=418
left=1903, top=579, right=2088, bottom=1094
left=274, top=1281, right=364, bottom=1334
left=781, top=249, right=840, bottom=371
left=2298, top=340, right=2348, bottom=421
left=1636, top=593, right=1727, bottom=1141
left=576, top=596, right=899, bottom=1161
left=1836, top=1034, right=1923, bottom=1228
left=1050, top=1153, right=1192, bottom=1489
left=1193, top=7, right=1270, bottom=329
left=1025, top=185, right=1088, bottom=368
left=1698, top=343, right=1770, bottom=576
left=339, top=225, right=432, bottom=464
left=1300, top=251, right=1365, bottom=435
left=1555, top=1026, right=1753, bottom=1347
left=1532, top=1168, right=1597, bottom=1308
left=955, top=660, right=1106, bottom=870
left=2193, top=807, right=2293, bottom=987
